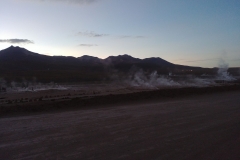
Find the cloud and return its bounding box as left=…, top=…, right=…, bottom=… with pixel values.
left=78, top=31, right=108, bottom=38
left=77, top=31, right=145, bottom=40
left=22, top=0, right=99, bottom=5
left=78, top=44, right=98, bottom=47
left=0, top=39, right=34, bottom=44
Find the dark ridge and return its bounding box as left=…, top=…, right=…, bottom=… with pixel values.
left=0, top=46, right=238, bottom=82
left=105, top=54, right=142, bottom=64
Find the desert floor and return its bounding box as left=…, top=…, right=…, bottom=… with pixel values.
left=0, top=86, right=240, bottom=160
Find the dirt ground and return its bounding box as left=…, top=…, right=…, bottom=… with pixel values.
left=0, top=84, right=153, bottom=107
left=0, top=88, right=240, bottom=160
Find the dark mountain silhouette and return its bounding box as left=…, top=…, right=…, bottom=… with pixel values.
left=105, top=54, right=141, bottom=64
left=141, top=57, right=173, bottom=67
left=0, top=46, right=39, bottom=58
left=78, top=55, right=103, bottom=65
left=0, top=46, right=105, bottom=82
left=0, top=46, right=219, bottom=83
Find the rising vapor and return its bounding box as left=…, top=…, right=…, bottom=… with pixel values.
left=78, top=31, right=108, bottom=37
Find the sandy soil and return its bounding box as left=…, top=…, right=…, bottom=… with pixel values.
left=0, top=89, right=240, bottom=160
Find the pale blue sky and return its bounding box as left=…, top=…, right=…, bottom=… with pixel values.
left=0, top=0, right=240, bottom=67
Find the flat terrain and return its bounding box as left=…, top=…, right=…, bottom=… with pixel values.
left=0, top=90, right=240, bottom=160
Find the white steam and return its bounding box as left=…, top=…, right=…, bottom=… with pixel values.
left=0, top=78, right=67, bottom=93
left=128, top=70, right=179, bottom=89
left=126, top=70, right=217, bottom=89
left=217, top=58, right=236, bottom=81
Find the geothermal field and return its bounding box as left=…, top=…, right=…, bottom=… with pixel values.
left=0, top=71, right=240, bottom=160
left=1, top=69, right=239, bottom=106
left=1, top=1, right=240, bottom=159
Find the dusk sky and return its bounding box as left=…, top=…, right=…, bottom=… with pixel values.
left=0, top=0, right=240, bottom=68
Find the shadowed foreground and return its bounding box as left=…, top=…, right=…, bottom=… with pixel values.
left=0, top=91, right=240, bottom=160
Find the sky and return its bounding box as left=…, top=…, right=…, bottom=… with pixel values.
left=0, top=0, right=240, bottom=68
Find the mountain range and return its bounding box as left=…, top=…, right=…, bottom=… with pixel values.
left=0, top=46, right=238, bottom=83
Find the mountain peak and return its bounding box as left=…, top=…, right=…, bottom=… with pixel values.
left=7, top=45, right=21, bottom=49
left=105, top=54, right=141, bottom=64
left=142, top=57, right=173, bottom=67
left=2, top=45, right=26, bottom=52
left=0, top=46, right=38, bottom=58
left=78, top=55, right=100, bottom=59
left=107, top=54, right=135, bottom=58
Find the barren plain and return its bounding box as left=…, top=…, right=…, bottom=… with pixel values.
left=0, top=85, right=240, bottom=160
